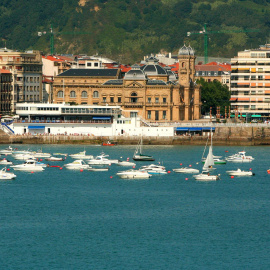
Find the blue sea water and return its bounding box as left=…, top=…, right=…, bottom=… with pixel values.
left=0, top=144, right=270, bottom=269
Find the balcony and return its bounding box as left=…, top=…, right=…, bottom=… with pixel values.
left=124, top=102, right=143, bottom=108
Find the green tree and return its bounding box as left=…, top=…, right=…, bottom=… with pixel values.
left=197, top=78, right=230, bottom=116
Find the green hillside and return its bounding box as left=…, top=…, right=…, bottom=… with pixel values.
left=1, top=0, right=270, bottom=63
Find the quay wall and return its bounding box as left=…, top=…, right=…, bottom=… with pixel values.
left=3, top=126, right=270, bottom=146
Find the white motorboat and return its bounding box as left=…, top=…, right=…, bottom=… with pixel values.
left=193, top=172, right=220, bottom=181
left=32, top=149, right=51, bottom=158
left=10, top=159, right=45, bottom=171
left=45, top=156, right=64, bottom=161
left=64, top=159, right=90, bottom=170
left=0, top=157, right=13, bottom=165
left=87, top=153, right=119, bottom=165
left=139, top=164, right=167, bottom=174
left=53, top=153, right=68, bottom=156
left=116, top=169, right=152, bottom=179
left=226, top=151, right=254, bottom=163
left=117, top=160, right=136, bottom=166
left=88, top=167, right=109, bottom=172
left=0, top=167, right=16, bottom=180
left=226, top=168, right=254, bottom=176
left=13, top=153, right=36, bottom=160
left=69, top=150, right=94, bottom=160
left=173, top=167, right=200, bottom=174
left=0, top=146, right=14, bottom=155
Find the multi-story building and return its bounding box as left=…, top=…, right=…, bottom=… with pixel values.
left=53, top=45, right=201, bottom=122
left=0, top=48, right=42, bottom=112
left=0, top=69, right=12, bottom=115
left=195, top=62, right=231, bottom=88
left=230, top=45, right=270, bottom=120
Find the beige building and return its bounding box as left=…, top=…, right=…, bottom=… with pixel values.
left=0, top=48, right=42, bottom=112
left=53, top=45, right=201, bottom=122
left=231, top=45, right=270, bottom=120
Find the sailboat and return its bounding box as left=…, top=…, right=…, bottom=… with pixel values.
left=133, top=136, right=155, bottom=161
left=194, top=129, right=220, bottom=181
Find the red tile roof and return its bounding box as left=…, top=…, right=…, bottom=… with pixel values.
left=195, top=64, right=228, bottom=72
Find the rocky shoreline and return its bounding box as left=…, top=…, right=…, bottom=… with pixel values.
left=2, top=126, right=270, bottom=146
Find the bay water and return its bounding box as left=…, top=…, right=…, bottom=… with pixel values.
left=0, top=144, right=269, bottom=269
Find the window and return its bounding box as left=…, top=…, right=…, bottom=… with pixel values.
left=70, top=91, right=76, bottom=98
left=147, top=111, right=151, bottom=119
left=155, top=111, right=159, bottom=121
left=155, top=97, right=159, bottom=103
left=163, top=97, right=166, bottom=103
left=94, top=63, right=98, bottom=67
left=81, top=91, right=87, bottom=98
left=93, top=91, right=99, bottom=98
left=103, top=97, right=106, bottom=103
left=110, top=97, right=114, bottom=103
left=131, top=92, right=137, bottom=103
left=130, top=112, right=137, bottom=118
left=118, top=97, right=121, bottom=103
left=87, top=63, right=92, bottom=67
left=57, top=91, right=64, bottom=98
left=148, top=97, right=151, bottom=103
left=163, top=111, right=166, bottom=119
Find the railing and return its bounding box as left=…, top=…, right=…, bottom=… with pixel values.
left=13, top=119, right=112, bottom=124
left=124, top=102, right=143, bottom=107
left=1, top=122, right=15, bottom=134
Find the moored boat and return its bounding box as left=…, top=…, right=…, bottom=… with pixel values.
left=10, top=159, right=45, bottom=171
left=69, top=151, right=94, bottom=160
left=173, top=167, right=200, bottom=174
left=226, top=168, right=254, bottom=176
left=64, top=159, right=90, bottom=170
left=116, top=169, right=152, bottom=179
left=0, top=167, right=16, bottom=180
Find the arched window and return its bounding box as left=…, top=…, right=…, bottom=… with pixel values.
left=93, top=91, right=99, bottom=98
left=70, top=91, right=76, bottom=98
left=131, top=92, right=137, bottom=103
left=57, top=91, right=64, bottom=98
left=81, top=91, right=87, bottom=98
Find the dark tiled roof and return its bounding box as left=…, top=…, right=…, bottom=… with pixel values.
left=141, top=64, right=167, bottom=75
left=58, top=68, right=119, bottom=77
left=103, top=79, right=123, bottom=85
left=147, top=80, right=167, bottom=85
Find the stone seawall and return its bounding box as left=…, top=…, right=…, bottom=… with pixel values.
left=3, top=126, right=270, bottom=145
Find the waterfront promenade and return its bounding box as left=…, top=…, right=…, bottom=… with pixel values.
left=2, top=122, right=270, bottom=146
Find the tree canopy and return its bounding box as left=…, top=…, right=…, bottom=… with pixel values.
left=0, top=0, right=269, bottom=62
left=197, top=78, right=231, bottom=116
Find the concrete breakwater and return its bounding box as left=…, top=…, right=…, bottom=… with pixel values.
left=2, top=126, right=270, bottom=146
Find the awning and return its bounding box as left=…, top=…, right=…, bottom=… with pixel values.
left=202, top=127, right=215, bottom=131
left=230, top=98, right=237, bottom=101
left=28, top=126, right=45, bottom=129
left=189, top=127, right=202, bottom=131
left=251, top=115, right=261, bottom=117
left=175, top=127, right=189, bottom=131
left=92, top=117, right=111, bottom=120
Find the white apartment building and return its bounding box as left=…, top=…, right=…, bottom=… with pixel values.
left=0, top=48, right=42, bottom=112
left=230, top=45, right=270, bottom=120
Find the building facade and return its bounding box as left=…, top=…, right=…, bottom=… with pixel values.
left=0, top=69, right=12, bottom=115
left=53, top=45, right=201, bottom=122
left=0, top=48, right=42, bottom=112
left=230, top=45, right=270, bottom=120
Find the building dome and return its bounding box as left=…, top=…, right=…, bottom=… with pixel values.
left=140, top=56, right=167, bottom=76
left=178, top=44, right=194, bottom=56
left=124, top=64, right=147, bottom=80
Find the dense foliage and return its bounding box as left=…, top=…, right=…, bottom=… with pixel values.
left=197, top=78, right=231, bottom=116
left=1, top=0, right=270, bottom=62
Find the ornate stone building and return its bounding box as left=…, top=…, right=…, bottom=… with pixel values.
left=53, top=45, right=201, bottom=121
